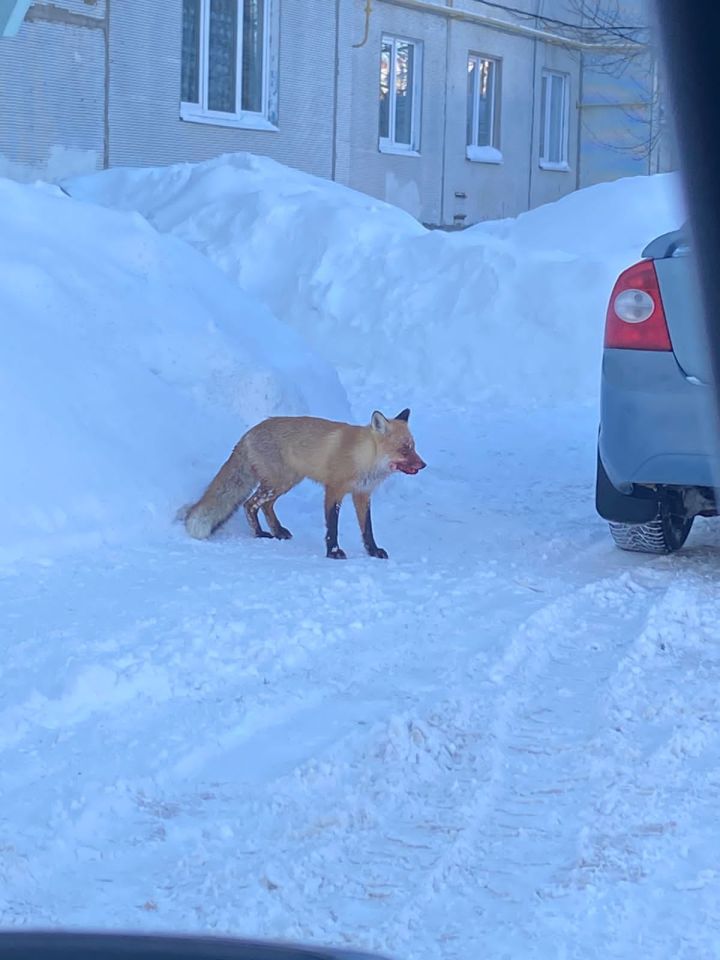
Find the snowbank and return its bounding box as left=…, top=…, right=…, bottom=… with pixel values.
left=7, top=158, right=685, bottom=559
left=0, top=177, right=347, bottom=561
left=68, top=154, right=686, bottom=408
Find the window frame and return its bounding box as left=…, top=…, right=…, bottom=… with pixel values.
left=378, top=34, right=423, bottom=156
left=539, top=69, right=571, bottom=171
left=180, top=0, right=279, bottom=132
left=466, top=52, right=502, bottom=162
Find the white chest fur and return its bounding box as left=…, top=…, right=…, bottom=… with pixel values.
left=353, top=460, right=392, bottom=493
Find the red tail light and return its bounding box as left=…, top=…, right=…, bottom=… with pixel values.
left=604, top=259, right=672, bottom=351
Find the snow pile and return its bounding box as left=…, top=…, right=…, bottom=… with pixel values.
left=68, top=153, right=686, bottom=408
left=475, top=170, right=684, bottom=261
left=0, top=177, right=347, bottom=561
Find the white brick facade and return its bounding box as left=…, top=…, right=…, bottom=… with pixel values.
left=0, top=0, right=669, bottom=225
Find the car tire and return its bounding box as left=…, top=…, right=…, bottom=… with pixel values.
left=608, top=507, right=694, bottom=554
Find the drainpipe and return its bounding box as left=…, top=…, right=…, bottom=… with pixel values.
left=104, top=0, right=110, bottom=168
left=648, top=50, right=658, bottom=174
left=575, top=47, right=584, bottom=190
left=332, top=0, right=340, bottom=180
left=353, top=0, right=372, bottom=48
left=527, top=0, right=540, bottom=211
left=440, top=0, right=451, bottom=225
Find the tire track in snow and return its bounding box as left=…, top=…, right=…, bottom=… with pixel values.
left=78, top=567, right=640, bottom=950
left=554, top=570, right=720, bottom=958
left=0, top=545, right=422, bottom=917
left=3, top=509, right=718, bottom=949
left=0, top=543, right=529, bottom=929
left=211, top=570, right=661, bottom=958
left=369, top=567, right=719, bottom=960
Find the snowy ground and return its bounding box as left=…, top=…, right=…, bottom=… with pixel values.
left=3, top=161, right=720, bottom=959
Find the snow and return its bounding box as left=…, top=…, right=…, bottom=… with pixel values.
left=67, top=154, right=685, bottom=408
left=3, top=157, right=718, bottom=960
left=0, top=175, right=347, bottom=563
left=465, top=145, right=503, bottom=164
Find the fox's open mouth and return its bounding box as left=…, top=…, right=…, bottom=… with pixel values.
left=395, top=463, right=421, bottom=475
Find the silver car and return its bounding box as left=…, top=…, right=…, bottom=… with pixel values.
left=596, top=225, right=719, bottom=552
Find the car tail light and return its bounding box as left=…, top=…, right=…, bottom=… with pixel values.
left=604, top=259, right=672, bottom=351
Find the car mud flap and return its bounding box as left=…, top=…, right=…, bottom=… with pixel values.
left=595, top=451, right=659, bottom=523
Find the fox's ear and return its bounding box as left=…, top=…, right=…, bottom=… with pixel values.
left=395, top=408, right=411, bottom=422
left=371, top=410, right=389, bottom=434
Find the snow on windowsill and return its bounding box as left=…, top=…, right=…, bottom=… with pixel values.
left=539, top=160, right=571, bottom=172
left=466, top=145, right=503, bottom=165
left=378, top=141, right=421, bottom=158
left=180, top=104, right=278, bottom=133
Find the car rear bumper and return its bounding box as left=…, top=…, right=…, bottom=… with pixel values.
left=599, top=348, right=720, bottom=489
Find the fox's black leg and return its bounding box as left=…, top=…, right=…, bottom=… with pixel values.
left=352, top=491, right=388, bottom=559
left=324, top=489, right=346, bottom=559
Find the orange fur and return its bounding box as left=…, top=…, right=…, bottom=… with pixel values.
left=184, top=410, right=426, bottom=558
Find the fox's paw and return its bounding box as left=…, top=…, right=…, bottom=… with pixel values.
left=274, top=526, right=293, bottom=540
left=368, top=546, right=389, bottom=559
left=327, top=546, right=347, bottom=560
left=255, top=530, right=274, bottom=539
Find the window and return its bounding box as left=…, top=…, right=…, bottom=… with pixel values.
left=181, top=0, right=277, bottom=130
left=539, top=70, right=570, bottom=170
left=379, top=36, right=422, bottom=155
left=466, top=54, right=502, bottom=163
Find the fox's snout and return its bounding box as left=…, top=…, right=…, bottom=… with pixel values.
left=394, top=452, right=427, bottom=475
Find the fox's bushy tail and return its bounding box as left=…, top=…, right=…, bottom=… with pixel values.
left=184, top=441, right=256, bottom=540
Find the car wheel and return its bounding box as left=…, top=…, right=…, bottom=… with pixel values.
left=608, top=506, right=694, bottom=554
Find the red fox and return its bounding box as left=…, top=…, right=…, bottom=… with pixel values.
left=185, top=409, right=426, bottom=558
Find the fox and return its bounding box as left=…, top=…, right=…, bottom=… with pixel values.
left=184, top=408, right=426, bottom=559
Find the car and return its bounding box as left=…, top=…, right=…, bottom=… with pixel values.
left=596, top=224, right=719, bottom=552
